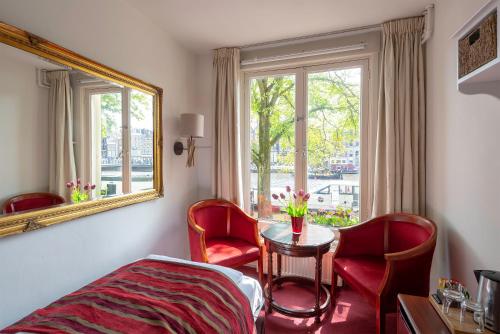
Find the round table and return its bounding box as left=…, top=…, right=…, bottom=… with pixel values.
left=260, top=222, right=335, bottom=323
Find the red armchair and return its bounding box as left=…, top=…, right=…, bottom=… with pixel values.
left=187, top=199, right=264, bottom=284
left=2, top=192, right=65, bottom=214
left=331, top=213, right=437, bottom=334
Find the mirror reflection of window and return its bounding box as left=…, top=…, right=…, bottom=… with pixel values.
left=90, top=91, right=123, bottom=197
left=130, top=89, right=154, bottom=192
left=89, top=88, right=154, bottom=198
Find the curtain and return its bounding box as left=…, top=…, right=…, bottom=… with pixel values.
left=371, top=17, right=426, bottom=216
left=47, top=70, right=76, bottom=198
left=213, top=48, right=243, bottom=206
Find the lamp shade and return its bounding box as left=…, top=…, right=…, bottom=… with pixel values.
left=180, top=113, right=204, bottom=138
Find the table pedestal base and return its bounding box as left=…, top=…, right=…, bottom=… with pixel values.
left=264, top=275, right=331, bottom=323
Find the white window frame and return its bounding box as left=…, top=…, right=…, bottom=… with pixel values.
left=242, top=57, right=371, bottom=220
left=84, top=86, right=133, bottom=195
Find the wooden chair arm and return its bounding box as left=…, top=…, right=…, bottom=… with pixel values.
left=188, top=219, right=205, bottom=235
left=384, top=231, right=437, bottom=261
left=187, top=216, right=208, bottom=263
left=378, top=235, right=437, bottom=302
left=245, top=214, right=262, bottom=247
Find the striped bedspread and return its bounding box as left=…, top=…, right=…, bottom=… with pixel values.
left=2, top=259, right=256, bottom=334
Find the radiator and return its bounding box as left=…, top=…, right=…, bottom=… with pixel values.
left=261, top=242, right=337, bottom=284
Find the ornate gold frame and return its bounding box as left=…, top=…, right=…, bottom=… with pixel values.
left=0, top=22, right=164, bottom=238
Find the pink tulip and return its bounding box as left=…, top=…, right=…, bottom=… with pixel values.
left=84, top=184, right=90, bottom=191
left=272, top=194, right=279, bottom=200
left=280, top=193, right=285, bottom=199
left=293, top=193, right=297, bottom=199
left=66, top=182, right=72, bottom=188
left=77, top=178, right=81, bottom=185
left=286, top=185, right=291, bottom=193
left=298, top=189, right=305, bottom=197
left=303, top=193, right=310, bottom=201
left=91, top=184, right=96, bottom=190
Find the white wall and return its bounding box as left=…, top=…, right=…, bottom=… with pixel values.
left=0, top=51, right=49, bottom=204
left=194, top=53, right=214, bottom=199
left=0, top=0, right=199, bottom=327
left=427, top=0, right=500, bottom=294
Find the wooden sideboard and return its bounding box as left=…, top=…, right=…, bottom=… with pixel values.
left=397, top=294, right=450, bottom=334
left=398, top=294, right=496, bottom=334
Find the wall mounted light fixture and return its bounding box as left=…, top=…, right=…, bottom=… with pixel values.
left=173, top=113, right=204, bottom=167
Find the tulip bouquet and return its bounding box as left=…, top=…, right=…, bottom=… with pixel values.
left=66, top=179, right=96, bottom=204
left=272, top=186, right=310, bottom=234
left=272, top=186, right=310, bottom=217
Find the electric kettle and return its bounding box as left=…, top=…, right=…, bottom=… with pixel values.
left=474, top=270, right=500, bottom=333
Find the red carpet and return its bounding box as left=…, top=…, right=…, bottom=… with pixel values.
left=238, top=267, right=396, bottom=334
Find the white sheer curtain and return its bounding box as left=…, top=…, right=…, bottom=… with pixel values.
left=47, top=70, right=76, bottom=198
left=213, top=48, right=243, bottom=206
left=371, top=17, right=426, bottom=216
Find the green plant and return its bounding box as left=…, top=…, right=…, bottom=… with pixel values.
left=309, top=207, right=359, bottom=227
left=66, top=179, right=95, bottom=204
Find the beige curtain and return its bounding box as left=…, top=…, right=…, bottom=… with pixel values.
left=47, top=70, right=76, bottom=198
left=371, top=17, right=426, bottom=216
left=213, top=48, right=243, bottom=206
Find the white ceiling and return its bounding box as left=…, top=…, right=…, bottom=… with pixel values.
left=125, top=0, right=433, bottom=54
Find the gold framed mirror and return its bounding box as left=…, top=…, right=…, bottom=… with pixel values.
left=0, top=21, right=163, bottom=238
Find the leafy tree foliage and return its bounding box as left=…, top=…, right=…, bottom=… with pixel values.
left=307, top=70, right=360, bottom=169
left=100, top=89, right=151, bottom=138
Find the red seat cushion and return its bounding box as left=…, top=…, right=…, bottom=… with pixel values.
left=334, top=256, right=387, bottom=302
left=206, top=237, right=260, bottom=267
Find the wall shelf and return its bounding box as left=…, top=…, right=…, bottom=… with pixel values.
left=452, top=0, right=500, bottom=92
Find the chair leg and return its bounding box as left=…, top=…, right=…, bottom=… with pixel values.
left=376, top=305, right=386, bottom=334
left=257, top=252, right=264, bottom=286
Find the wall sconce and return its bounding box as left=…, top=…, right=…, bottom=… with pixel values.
left=173, top=113, right=204, bottom=167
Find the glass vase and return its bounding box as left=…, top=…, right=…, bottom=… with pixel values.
left=291, top=216, right=304, bottom=234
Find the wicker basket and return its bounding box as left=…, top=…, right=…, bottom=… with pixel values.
left=459, top=10, right=497, bottom=78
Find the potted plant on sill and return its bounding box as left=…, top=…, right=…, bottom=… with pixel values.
left=309, top=207, right=359, bottom=228
left=66, top=179, right=96, bottom=204
left=272, top=186, right=310, bottom=235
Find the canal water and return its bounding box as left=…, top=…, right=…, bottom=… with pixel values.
left=250, top=172, right=360, bottom=213
left=250, top=172, right=359, bottom=193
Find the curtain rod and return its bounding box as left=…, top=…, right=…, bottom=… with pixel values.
left=240, top=24, right=381, bottom=51
left=240, top=43, right=368, bottom=66
left=239, top=4, right=434, bottom=51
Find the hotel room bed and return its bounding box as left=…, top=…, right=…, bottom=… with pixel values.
left=1, top=255, right=263, bottom=334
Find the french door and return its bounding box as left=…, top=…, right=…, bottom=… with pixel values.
left=244, top=60, right=368, bottom=222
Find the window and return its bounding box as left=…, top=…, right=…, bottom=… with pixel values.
left=249, top=73, right=296, bottom=218
left=88, top=87, right=154, bottom=198
left=244, top=60, right=368, bottom=225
